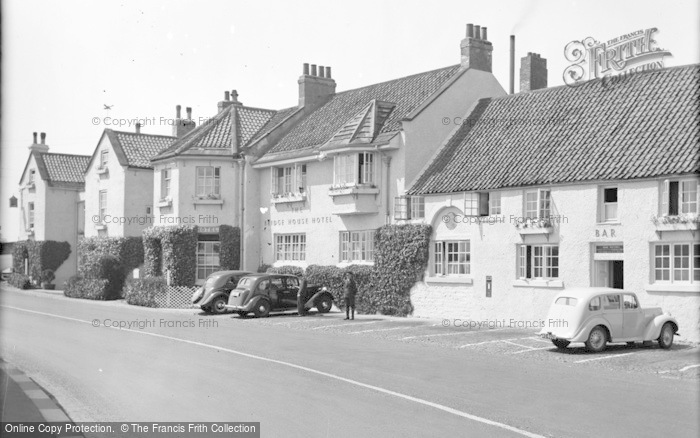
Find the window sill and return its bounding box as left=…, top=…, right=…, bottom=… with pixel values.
left=425, top=276, right=474, bottom=285
left=645, top=284, right=700, bottom=293
left=512, top=279, right=564, bottom=288
left=653, top=222, right=699, bottom=232
left=516, top=227, right=553, bottom=235
left=96, top=167, right=109, bottom=175
left=157, top=198, right=172, bottom=208
left=94, top=224, right=107, bottom=231
left=596, top=221, right=621, bottom=226
left=328, top=186, right=379, bottom=197
left=193, top=198, right=224, bottom=205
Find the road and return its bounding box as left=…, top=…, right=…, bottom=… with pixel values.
left=1, top=286, right=698, bottom=438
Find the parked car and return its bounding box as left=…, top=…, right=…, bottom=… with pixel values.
left=539, top=287, right=679, bottom=352
left=191, top=270, right=252, bottom=314
left=225, top=273, right=333, bottom=317
left=1, top=268, right=12, bottom=281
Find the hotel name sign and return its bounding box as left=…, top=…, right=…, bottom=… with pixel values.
left=268, top=216, right=333, bottom=227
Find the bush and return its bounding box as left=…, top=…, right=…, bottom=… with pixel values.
left=78, top=236, right=143, bottom=277
left=305, top=265, right=380, bottom=314
left=143, top=225, right=198, bottom=286
left=124, top=277, right=166, bottom=307
left=266, top=265, right=305, bottom=277
left=41, top=269, right=55, bottom=284
left=63, top=275, right=110, bottom=300
left=8, top=273, right=31, bottom=289
left=12, top=240, right=71, bottom=285
left=219, top=225, right=241, bottom=270
left=143, top=232, right=162, bottom=277
left=257, top=263, right=272, bottom=273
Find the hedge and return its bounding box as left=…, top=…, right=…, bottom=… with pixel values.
left=78, top=236, right=144, bottom=277
left=8, top=273, right=31, bottom=289
left=11, top=240, right=71, bottom=285
left=63, top=276, right=111, bottom=300
left=219, top=225, right=241, bottom=270
left=266, top=265, right=305, bottom=277
left=124, top=277, right=167, bottom=307
left=143, top=225, right=198, bottom=286
left=304, top=265, right=380, bottom=314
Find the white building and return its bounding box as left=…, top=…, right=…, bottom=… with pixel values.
left=407, top=64, right=700, bottom=342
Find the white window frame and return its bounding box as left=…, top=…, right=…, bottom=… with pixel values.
left=393, top=196, right=425, bottom=221
left=601, top=187, right=618, bottom=222
left=196, top=167, right=220, bottom=198
left=339, top=230, right=375, bottom=262
left=275, top=234, right=306, bottom=261
left=653, top=243, right=699, bottom=284
left=661, top=179, right=699, bottom=216
left=433, top=240, right=470, bottom=276
left=100, top=150, right=109, bottom=169
left=271, top=164, right=307, bottom=196
left=333, top=152, right=375, bottom=186
left=518, top=244, right=559, bottom=280
left=161, top=169, right=171, bottom=199
left=28, top=202, right=35, bottom=229
left=28, top=169, right=36, bottom=184
left=464, top=193, right=488, bottom=217
left=489, top=192, right=501, bottom=215
left=524, top=189, right=551, bottom=219
left=99, top=190, right=107, bottom=223
left=196, top=241, right=220, bottom=281
left=410, top=196, right=425, bottom=220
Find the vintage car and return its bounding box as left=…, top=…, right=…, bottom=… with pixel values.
left=539, top=287, right=679, bottom=352
left=191, top=270, right=252, bottom=314
left=224, top=273, right=333, bottom=317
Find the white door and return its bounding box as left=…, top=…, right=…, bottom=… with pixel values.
left=594, top=261, right=610, bottom=287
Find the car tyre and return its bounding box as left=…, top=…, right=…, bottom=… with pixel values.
left=210, top=296, right=228, bottom=314
left=254, top=299, right=271, bottom=318
left=585, top=326, right=608, bottom=352
left=551, top=339, right=570, bottom=349
left=658, top=322, right=674, bottom=349
left=316, top=295, right=333, bottom=314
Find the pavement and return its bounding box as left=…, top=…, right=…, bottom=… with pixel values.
left=1, top=283, right=699, bottom=437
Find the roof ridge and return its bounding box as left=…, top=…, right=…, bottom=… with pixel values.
left=38, top=152, right=91, bottom=158
left=111, top=129, right=177, bottom=139
left=334, top=64, right=461, bottom=96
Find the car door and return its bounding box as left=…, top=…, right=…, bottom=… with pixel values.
left=280, top=277, right=300, bottom=309
left=602, top=294, right=623, bottom=339
left=268, top=276, right=285, bottom=310
left=622, top=294, right=643, bottom=339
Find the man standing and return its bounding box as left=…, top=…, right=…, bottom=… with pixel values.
left=297, top=275, right=309, bottom=316
left=343, top=272, right=357, bottom=320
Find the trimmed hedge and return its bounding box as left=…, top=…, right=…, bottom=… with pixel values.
left=266, top=265, right=305, bottom=277
left=124, top=277, right=167, bottom=307
left=63, top=276, right=110, bottom=300
left=219, top=225, right=241, bottom=270
left=78, top=236, right=144, bottom=277
left=143, top=225, right=198, bottom=286
left=305, top=265, right=380, bottom=314
left=11, top=240, right=71, bottom=285
left=8, top=273, right=31, bottom=289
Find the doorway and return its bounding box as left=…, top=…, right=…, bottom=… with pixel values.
left=594, top=260, right=624, bottom=289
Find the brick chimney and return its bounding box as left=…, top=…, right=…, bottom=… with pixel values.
left=298, top=63, right=336, bottom=109
left=28, top=132, right=49, bottom=153
left=217, top=89, right=242, bottom=113
left=172, top=105, right=196, bottom=137
left=460, top=23, right=493, bottom=72
left=520, top=52, right=548, bottom=92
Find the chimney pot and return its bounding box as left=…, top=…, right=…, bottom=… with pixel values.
left=326, top=66, right=332, bottom=79
left=135, top=123, right=141, bottom=134
left=474, top=25, right=481, bottom=40
left=231, top=90, right=239, bottom=102
left=186, top=107, right=192, bottom=119
left=481, top=27, right=487, bottom=40
left=311, top=64, right=317, bottom=76
left=225, top=91, right=230, bottom=101
left=509, top=35, right=516, bottom=94
left=176, top=105, right=182, bottom=119
left=303, top=63, right=310, bottom=75
left=40, top=132, right=46, bottom=144
left=319, top=65, right=325, bottom=78
left=32, top=132, right=37, bottom=144
left=461, top=24, right=493, bottom=72
left=466, top=23, right=473, bottom=38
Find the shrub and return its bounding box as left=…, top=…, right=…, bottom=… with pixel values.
left=78, top=236, right=143, bottom=277
left=11, top=242, right=28, bottom=273
left=143, top=232, right=162, bottom=277
left=219, top=225, right=241, bottom=270
left=305, top=265, right=380, bottom=313
left=143, top=225, right=198, bottom=286
left=12, top=240, right=71, bottom=285
left=266, top=265, right=305, bottom=277
left=41, top=269, right=55, bottom=284
left=8, top=273, right=31, bottom=289
left=124, top=277, right=166, bottom=307
left=257, top=263, right=272, bottom=273
left=63, top=275, right=110, bottom=300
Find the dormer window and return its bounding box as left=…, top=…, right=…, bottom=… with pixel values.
left=333, top=152, right=375, bottom=187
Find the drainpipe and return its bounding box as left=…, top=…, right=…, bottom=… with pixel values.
left=239, top=156, right=246, bottom=270
left=382, top=155, right=392, bottom=224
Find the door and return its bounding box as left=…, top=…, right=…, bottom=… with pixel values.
left=594, top=261, right=609, bottom=287
left=601, top=294, right=623, bottom=339
left=611, top=261, right=624, bottom=289
left=268, top=277, right=285, bottom=310
left=279, top=277, right=300, bottom=309
left=622, top=294, right=643, bottom=339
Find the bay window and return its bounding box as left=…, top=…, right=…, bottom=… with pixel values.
left=333, top=152, right=376, bottom=186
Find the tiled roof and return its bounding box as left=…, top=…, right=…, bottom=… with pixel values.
left=267, top=65, right=463, bottom=155
left=153, top=104, right=292, bottom=160
left=108, top=130, right=176, bottom=168
left=409, top=64, right=700, bottom=195
left=37, top=153, right=90, bottom=184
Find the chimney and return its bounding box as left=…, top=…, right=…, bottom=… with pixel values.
left=28, top=131, right=49, bottom=153
left=135, top=123, right=141, bottom=134
left=172, top=105, right=196, bottom=138
left=298, top=62, right=336, bottom=109
left=520, top=52, right=548, bottom=92
left=460, top=23, right=493, bottom=72
left=217, top=89, right=242, bottom=113
left=509, top=35, right=515, bottom=94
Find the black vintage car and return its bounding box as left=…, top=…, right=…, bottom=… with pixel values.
left=224, top=273, right=333, bottom=317
left=191, top=270, right=252, bottom=314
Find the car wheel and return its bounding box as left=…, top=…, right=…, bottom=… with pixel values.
left=254, top=300, right=270, bottom=318
left=210, top=297, right=228, bottom=314
left=658, top=322, right=674, bottom=349
left=585, top=326, right=608, bottom=352
left=551, top=339, right=570, bottom=349
left=316, top=295, right=333, bottom=314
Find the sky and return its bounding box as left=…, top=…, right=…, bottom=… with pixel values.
left=1, top=0, right=699, bottom=241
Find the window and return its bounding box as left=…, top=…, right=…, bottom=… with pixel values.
left=602, top=187, right=618, bottom=222
left=524, top=189, right=551, bottom=219
left=28, top=202, right=35, bottom=229
left=555, top=297, right=577, bottom=306
left=196, top=167, right=220, bottom=198
left=464, top=193, right=488, bottom=216
left=196, top=241, right=220, bottom=281
left=623, top=294, right=638, bottom=309
left=434, top=240, right=470, bottom=276
left=603, top=294, right=620, bottom=310
left=653, top=243, right=700, bottom=284
left=339, top=230, right=375, bottom=262
left=589, top=296, right=601, bottom=311
left=272, top=164, right=306, bottom=195
left=393, top=196, right=424, bottom=220
left=333, top=152, right=375, bottom=186
left=518, top=244, right=559, bottom=279
left=161, top=169, right=171, bottom=199
left=28, top=169, right=36, bottom=184
left=489, top=192, right=501, bottom=215
left=99, top=190, right=107, bottom=222
left=662, top=179, right=698, bottom=216
left=275, top=234, right=306, bottom=261
left=100, top=150, right=109, bottom=169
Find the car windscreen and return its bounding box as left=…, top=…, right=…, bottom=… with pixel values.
left=237, top=277, right=255, bottom=288
left=554, top=297, right=578, bottom=306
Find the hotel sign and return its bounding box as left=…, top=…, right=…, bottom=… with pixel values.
left=269, top=216, right=333, bottom=227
